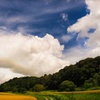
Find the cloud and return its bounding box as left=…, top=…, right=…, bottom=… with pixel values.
left=0, top=33, right=69, bottom=79
left=64, top=46, right=88, bottom=64
left=0, top=68, right=23, bottom=84
left=67, top=0, right=100, bottom=41
left=61, top=35, right=71, bottom=42
left=64, top=0, right=100, bottom=63
left=61, top=13, right=68, bottom=21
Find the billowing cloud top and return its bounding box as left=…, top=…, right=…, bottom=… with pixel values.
left=0, top=33, right=68, bottom=78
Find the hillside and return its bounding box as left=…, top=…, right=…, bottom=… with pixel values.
left=0, top=56, right=100, bottom=92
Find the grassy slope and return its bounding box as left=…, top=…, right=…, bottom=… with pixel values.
left=25, top=90, right=100, bottom=100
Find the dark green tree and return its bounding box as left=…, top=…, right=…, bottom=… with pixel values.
left=33, top=84, right=45, bottom=92
left=59, top=80, right=76, bottom=91
left=93, top=73, right=100, bottom=86
left=84, top=78, right=97, bottom=89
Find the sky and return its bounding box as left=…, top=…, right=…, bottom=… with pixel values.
left=0, top=0, right=100, bottom=84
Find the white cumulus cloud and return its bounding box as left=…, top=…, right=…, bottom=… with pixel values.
left=0, top=33, right=69, bottom=82
left=64, top=0, right=100, bottom=64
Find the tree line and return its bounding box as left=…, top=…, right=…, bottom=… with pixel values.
left=0, top=56, right=100, bottom=92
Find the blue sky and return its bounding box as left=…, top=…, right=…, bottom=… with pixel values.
left=0, top=0, right=100, bottom=83
left=0, top=0, right=87, bottom=49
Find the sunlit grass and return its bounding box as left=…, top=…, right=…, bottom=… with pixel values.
left=25, top=90, right=100, bottom=100
left=1, top=90, right=100, bottom=100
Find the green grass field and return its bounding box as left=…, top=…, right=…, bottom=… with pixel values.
left=0, top=90, right=100, bottom=100
left=25, top=90, right=100, bottom=100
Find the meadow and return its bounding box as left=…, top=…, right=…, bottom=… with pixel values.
left=25, top=90, right=100, bottom=100
left=0, top=90, right=100, bottom=100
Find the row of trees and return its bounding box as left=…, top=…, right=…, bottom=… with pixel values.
left=0, top=78, right=76, bottom=92
left=0, top=56, right=100, bottom=92
left=31, top=80, right=76, bottom=92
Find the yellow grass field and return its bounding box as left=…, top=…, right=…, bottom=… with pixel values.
left=0, top=92, right=37, bottom=100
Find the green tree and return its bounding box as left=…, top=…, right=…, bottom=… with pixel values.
left=12, top=87, right=18, bottom=93
left=59, top=80, right=76, bottom=91
left=84, top=78, right=97, bottom=89
left=33, top=84, right=45, bottom=92
left=93, top=73, right=100, bottom=86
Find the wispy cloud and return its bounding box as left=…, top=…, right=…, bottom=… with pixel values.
left=61, top=13, right=68, bottom=21
left=0, top=0, right=85, bottom=34
left=61, top=34, right=71, bottom=42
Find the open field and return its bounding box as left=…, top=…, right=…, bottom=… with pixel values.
left=0, top=90, right=100, bottom=100
left=0, top=92, right=36, bottom=100
left=26, top=90, right=100, bottom=100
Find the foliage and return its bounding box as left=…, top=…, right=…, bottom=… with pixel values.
left=84, top=72, right=100, bottom=89
left=0, top=76, right=39, bottom=92
left=59, top=80, right=76, bottom=91
left=33, top=84, right=45, bottom=92
left=84, top=78, right=97, bottom=89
